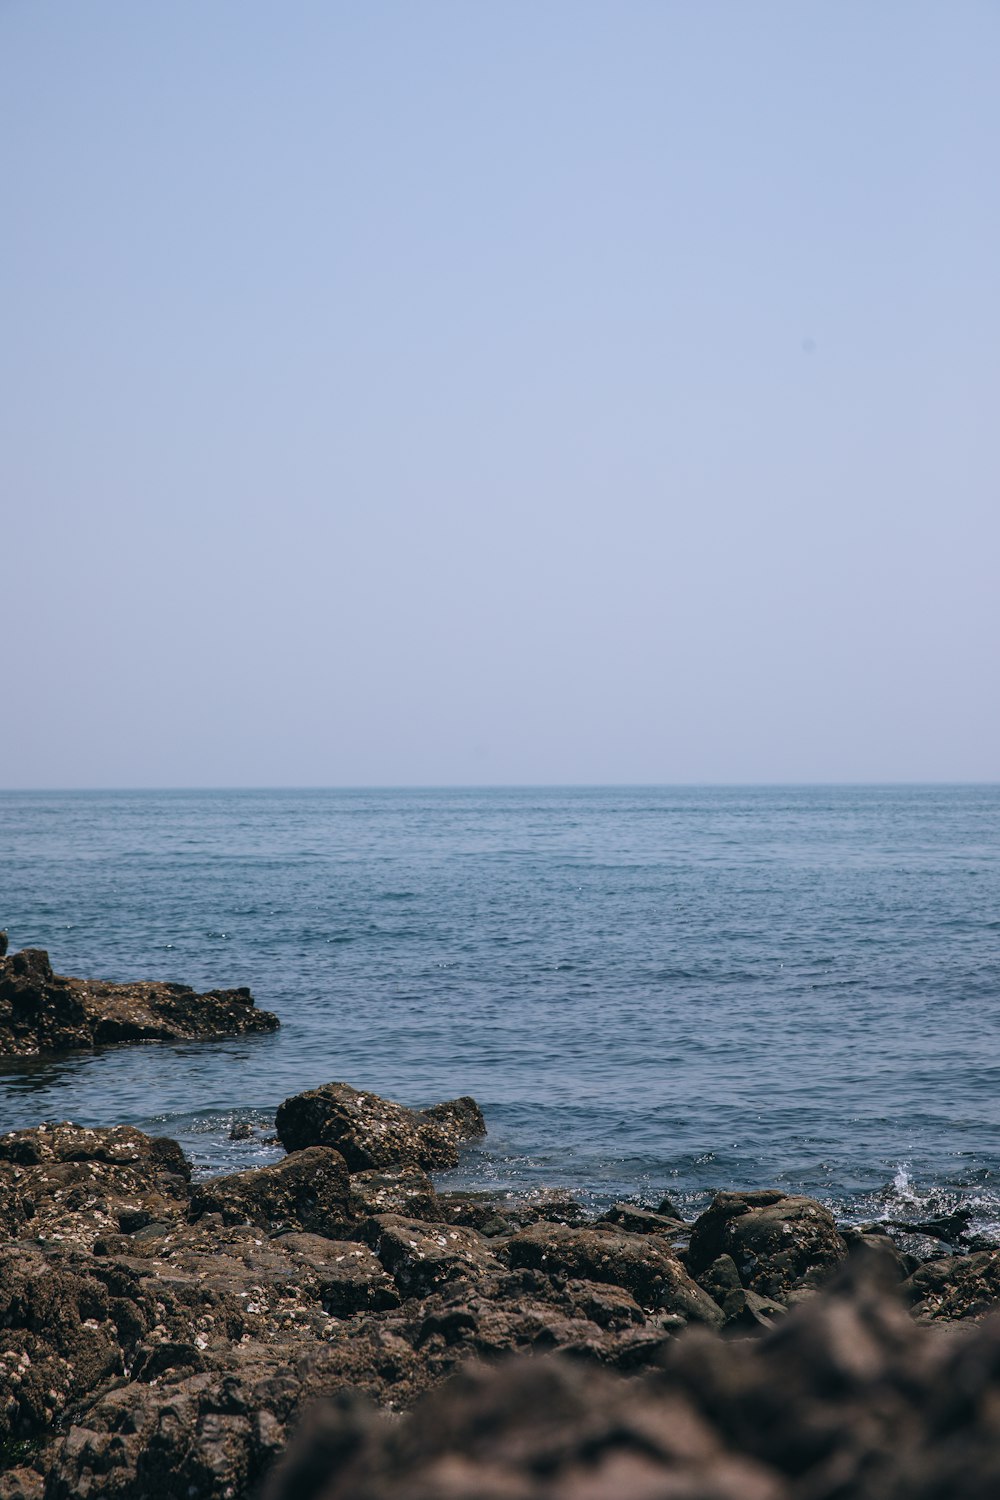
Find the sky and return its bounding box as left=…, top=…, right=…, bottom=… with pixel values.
left=2, top=1, right=997, bottom=787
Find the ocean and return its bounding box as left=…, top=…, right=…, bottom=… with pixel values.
left=2, top=786, right=998, bottom=1235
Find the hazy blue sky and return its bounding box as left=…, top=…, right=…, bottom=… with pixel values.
left=3, top=2, right=997, bottom=787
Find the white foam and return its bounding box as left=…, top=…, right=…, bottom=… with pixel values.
left=892, top=1163, right=920, bottom=1204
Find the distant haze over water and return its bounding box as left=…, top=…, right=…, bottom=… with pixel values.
left=2, top=786, right=999, bottom=1233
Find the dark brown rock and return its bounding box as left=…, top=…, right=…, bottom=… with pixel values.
left=437, top=1190, right=586, bottom=1237
left=261, top=1351, right=784, bottom=1500
left=7, top=1087, right=1000, bottom=1500
left=368, top=1214, right=501, bottom=1298
left=506, top=1222, right=723, bottom=1326
left=260, top=1257, right=1000, bottom=1500
left=274, top=1082, right=484, bottom=1171
left=188, top=1148, right=352, bottom=1237
left=418, top=1095, right=487, bottom=1142
left=688, top=1189, right=849, bottom=1300
left=44, top=1358, right=296, bottom=1500
left=349, top=1166, right=442, bottom=1223
left=697, top=1252, right=744, bottom=1305
left=269, top=1234, right=400, bottom=1315
left=903, top=1248, right=1000, bottom=1321
left=0, top=1468, right=43, bottom=1500
left=0, top=1244, right=128, bottom=1447
left=0, top=948, right=279, bottom=1057
left=597, top=1202, right=690, bottom=1237
left=0, top=1123, right=192, bottom=1250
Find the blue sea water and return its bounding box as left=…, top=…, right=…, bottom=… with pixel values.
left=2, top=786, right=999, bottom=1234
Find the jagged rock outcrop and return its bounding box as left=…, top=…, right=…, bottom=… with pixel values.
left=687, top=1188, right=849, bottom=1299
left=275, top=1082, right=486, bottom=1170
left=261, top=1259, right=1000, bottom=1500
left=4, top=1086, right=1000, bottom=1500
left=507, top=1221, right=723, bottom=1327
left=0, top=947, right=279, bottom=1056
left=188, top=1147, right=352, bottom=1237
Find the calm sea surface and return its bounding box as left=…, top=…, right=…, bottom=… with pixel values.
left=2, top=787, right=999, bottom=1233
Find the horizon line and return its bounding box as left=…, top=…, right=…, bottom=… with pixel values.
left=1, top=780, right=998, bottom=794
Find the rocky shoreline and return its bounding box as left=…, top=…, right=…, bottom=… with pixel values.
left=0, top=942, right=279, bottom=1056
left=3, top=1076, right=1000, bottom=1499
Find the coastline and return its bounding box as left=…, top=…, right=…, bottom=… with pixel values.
left=3, top=1076, right=1000, bottom=1499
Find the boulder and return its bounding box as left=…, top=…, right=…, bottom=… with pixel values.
left=902, top=1248, right=1000, bottom=1321
left=597, top=1203, right=690, bottom=1237
left=0, top=948, right=279, bottom=1056
left=261, top=1351, right=784, bottom=1500
left=43, top=1357, right=295, bottom=1500
left=0, top=1123, right=191, bottom=1250
left=438, top=1190, right=585, bottom=1238
left=688, top=1190, right=848, bottom=1300
left=188, top=1148, right=352, bottom=1237
left=274, top=1083, right=485, bottom=1171
left=0, top=1244, right=129, bottom=1447
left=367, top=1214, right=501, bottom=1298
left=506, top=1222, right=723, bottom=1327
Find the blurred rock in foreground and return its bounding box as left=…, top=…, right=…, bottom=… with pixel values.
left=263, top=1256, right=1000, bottom=1500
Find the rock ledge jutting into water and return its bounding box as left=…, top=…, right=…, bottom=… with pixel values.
left=4, top=1080, right=1000, bottom=1500
left=0, top=945, right=280, bottom=1056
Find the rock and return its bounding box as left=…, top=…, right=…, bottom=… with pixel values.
left=435, top=1192, right=522, bottom=1236
left=269, top=1235, right=400, bottom=1315
left=274, top=1083, right=485, bottom=1171
left=884, top=1206, right=975, bottom=1244
left=0, top=948, right=279, bottom=1057
left=839, top=1225, right=913, bottom=1283
left=8, top=1087, right=1000, bottom=1500
left=0, top=1123, right=192, bottom=1250
left=188, top=1148, right=352, bottom=1237
left=44, top=1359, right=295, bottom=1500
left=349, top=1166, right=442, bottom=1223
left=698, top=1252, right=744, bottom=1305
left=261, top=1351, right=785, bottom=1500
left=719, top=1286, right=787, bottom=1331
left=561, top=1278, right=647, bottom=1331
left=437, top=1190, right=586, bottom=1238
left=0, top=1121, right=189, bottom=1175
left=903, top=1248, right=1000, bottom=1321
left=597, top=1203, right=690, bottom=1237
left=0, top=931, right=8, bottom=957
left=688, top=1190, right=849, bottom=1300
left=263, top=1258, right=1000, bottom=1500
left=0, top=1244, right=128, bottom=1448
left=0, top=1468, right=43, bottom=1500
left=419, top=1096, right=487, bottom=1143
left=367, top=1215, right=501, bottom=1298
left=506, top=1222, right=723, bottom=1327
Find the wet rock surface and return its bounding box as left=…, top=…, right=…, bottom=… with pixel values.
left=275, top=1082, right=485, bottom=1170
left=0, top=947, right=279, bottom=1056
left=687, top=1188, right=849, bottom=1298
left=3, top=1082, right=1000, bottom=1499
left=188, top=1147, right=352, bottom=1237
